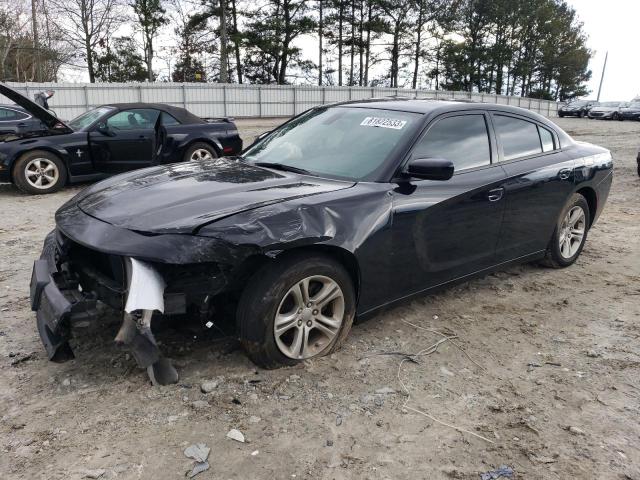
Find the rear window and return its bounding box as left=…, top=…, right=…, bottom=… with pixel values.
left=161, top=112, right=180, bottom=125
left=493, top=115, right=542, bottom=161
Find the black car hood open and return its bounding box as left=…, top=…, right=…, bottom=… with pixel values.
left=0, top=83, right=72, bottom=132
left=75, top=159, right=355, bottom=234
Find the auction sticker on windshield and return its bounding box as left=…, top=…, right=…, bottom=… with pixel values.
left=360, top=116, right=407, bottom=129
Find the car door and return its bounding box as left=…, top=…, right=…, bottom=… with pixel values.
left=490, top=112, right=576, bottom=262
left=389, top=112, right=507, bottom=296
left=89, top=108, right=160, bottom=173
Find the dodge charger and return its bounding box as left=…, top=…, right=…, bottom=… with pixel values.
left=30, top=99, right=613, bottom=385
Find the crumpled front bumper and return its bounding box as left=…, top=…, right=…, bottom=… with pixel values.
left=30, top=232, right=98, bottom=361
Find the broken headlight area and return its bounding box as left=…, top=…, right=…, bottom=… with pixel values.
left=30, top=230, right=234, bottom=385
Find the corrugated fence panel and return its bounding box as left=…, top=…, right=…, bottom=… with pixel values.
left=0, top=82, right=559, bottom=119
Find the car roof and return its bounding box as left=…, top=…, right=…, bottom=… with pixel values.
left=330, top=97, right=572, bottom=148
left=332, top=98, right=548, bottom=118
left=99, top=103, right=205, bottom=124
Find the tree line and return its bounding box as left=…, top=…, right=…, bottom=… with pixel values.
left=0, top=0, right=592, bottom=100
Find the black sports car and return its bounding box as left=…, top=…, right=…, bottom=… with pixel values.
left=30, top=99, right=613, bottom=385
left=0, top=84, right=242, bottom=194
left=558, top=100, right=598, bottom=118
left=621, top=102, right=640, bottom=121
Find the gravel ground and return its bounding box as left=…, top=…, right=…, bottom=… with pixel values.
left=0, top=117, right=639, bottom=480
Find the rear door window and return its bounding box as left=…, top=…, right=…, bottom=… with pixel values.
left=493, top=115, right=543, bottom=160
left=412, top=114, right=491, bottom=172
left=161, top=112, right=180, bottom=125
left=0, top=107, right=28, bottom=121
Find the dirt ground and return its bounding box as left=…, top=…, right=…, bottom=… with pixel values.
left=1, top=117, right=639, bottom=480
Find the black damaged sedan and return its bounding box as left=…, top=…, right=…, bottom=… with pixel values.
left=31, top=99, right=613, bottom=384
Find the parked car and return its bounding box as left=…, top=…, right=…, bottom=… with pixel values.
left=558, top=100, right=598, bottom=118
left=621, top=102, right=640, bottom=121
left=0, top=84, right=243, bottom=194
left=0, top=104, right=47, bottom=138
left=30, top=99, right=613, bottom=384
left=588, top=101, right=626, bottom=120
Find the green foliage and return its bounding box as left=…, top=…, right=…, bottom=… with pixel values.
left=94, top=38, right=149, bottom=82
left=435, top=0, right=591, bottom=100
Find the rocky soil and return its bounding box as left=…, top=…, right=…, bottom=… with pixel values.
left=0, top=117, right=638, bottom=480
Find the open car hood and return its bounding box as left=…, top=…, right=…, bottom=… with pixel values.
left=0, top=83, right=72, bottom=132
left=73, top=159, right=355, bottom=234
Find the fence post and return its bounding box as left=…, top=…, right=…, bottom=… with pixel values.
left=258, top=86, right=262, bottom=118
left=137, top=85, right=142, bottom=102
left=83, top=85, right=89, bottom=112
left=222, top=85, right=228, bottom=116
left=291, top=85, right=298, bottom=115
left=181, top=84, right=187, bottom=109
left=323, top=87, right=327, bottom=104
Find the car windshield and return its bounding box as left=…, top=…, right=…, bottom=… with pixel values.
left=567, top=101, right=588, bottom=106
left=68, top=106, right=115, bottom=130
left=242, top=106, right=420, bottom=181
left=600, top=102, right=620, bottom=107
left=629, top=102, right=640, bottom=108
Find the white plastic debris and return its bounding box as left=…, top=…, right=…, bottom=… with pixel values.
left=226, top=428, right=245, bottom=443
left=124, top=258, right=166, bottom=313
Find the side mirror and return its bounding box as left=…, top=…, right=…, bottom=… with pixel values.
left=96, top=122, right=115, bottom=137
left=403, top=157, right=454, bottom=181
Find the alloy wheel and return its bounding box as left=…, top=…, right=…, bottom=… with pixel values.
left=559, top=205, right=586, bottom=259
left=273, top=275, right=345, bottom=359
left=190, top=149, right=214, bottom=161
left=24, top=158, right=59, bottom=190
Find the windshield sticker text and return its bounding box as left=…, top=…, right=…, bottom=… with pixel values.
left=360, top=116, right=407, bottom=130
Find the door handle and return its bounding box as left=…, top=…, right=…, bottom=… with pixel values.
left=488, top=188, right=504, bottom=202
left=558, top=168, right=571, bottom=180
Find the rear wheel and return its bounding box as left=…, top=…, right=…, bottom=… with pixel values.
left=13, top=150, right=67, bottom=194
left=541, top=193, right=590, bottom=268
left=237, top=253, right=355, bottom=369
left=578, top=110, right=585, bottom=118
left=183, top=142, right=218, bottom=162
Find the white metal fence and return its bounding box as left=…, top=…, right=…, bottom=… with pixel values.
left=0, top=82, right=559, bottom=120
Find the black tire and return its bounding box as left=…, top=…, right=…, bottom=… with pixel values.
left=540, top=193, right=590, bottom=268
left=13, top=150, right=67, bottom=195
left=612, top=112, right=619, bottom=121
left=237, top=252, right=356, bottom=369
left=558, top=113, right=565, bottom=118
left=578, top=110, right=585, bottom=118
left=183, top=142, right=218, bottom=162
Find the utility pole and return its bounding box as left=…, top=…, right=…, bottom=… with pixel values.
left=318, top=0, right=323, bottom=86
left=219, top=0, right=229, bottom=83
left=596, top=51, right=608, bottom=101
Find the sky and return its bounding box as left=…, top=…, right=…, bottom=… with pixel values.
left=565, top=0, right=640, bottom=101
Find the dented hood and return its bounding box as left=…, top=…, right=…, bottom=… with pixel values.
left=75, top=159, right=355, bottom=234
left=0, top=83, right=72, bottom=132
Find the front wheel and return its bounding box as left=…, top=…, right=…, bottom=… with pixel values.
left=183, top=142, right=218, bottom=162
left=541, top=193, right=590, bottom=268
left=237, top=253, right=356, bottom=369
left=13, top=150, right=67, bottom=194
